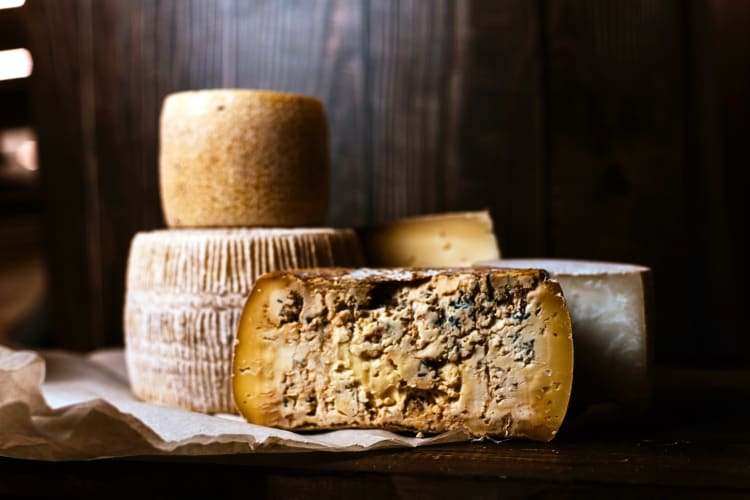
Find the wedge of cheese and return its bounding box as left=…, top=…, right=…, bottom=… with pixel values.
left=233, top=267, right=573, bottom=441
left=360, top=211, right=501, bottom=267
left=160, top=89, right=330, bottom=228
left=478, top=259, right=653, bottom=408
left=124, top=228, right=363, bottom=413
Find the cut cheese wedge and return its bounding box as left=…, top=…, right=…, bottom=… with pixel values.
left=478, top=259, right=653, bottom=408
left=160, top=89, right=330, bottom=228
left=360, top=211, right=501, bottom=267
left=233, top=267, right=573, bottom=441
left=124, top=228, right=363, bottom=413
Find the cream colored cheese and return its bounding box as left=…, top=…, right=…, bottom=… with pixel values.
left=360, top=211, right=501, bottom=267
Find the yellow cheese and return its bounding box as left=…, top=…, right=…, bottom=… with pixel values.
left=233, top=267, right=573, bottom=441
left=159, top=89, right=330, bottom=228
left=124, top=228, right=363, bottom=413
left=360, top=211, right=501, bottom=267
left=479, top=259, right=652, bottom=408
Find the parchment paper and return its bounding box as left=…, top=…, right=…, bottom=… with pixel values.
left=0, top=346, right=469, bottom=461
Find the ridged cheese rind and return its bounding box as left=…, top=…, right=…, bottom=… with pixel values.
left=160, top=89, right=330, bottom=228
left=124, top=228, right=363, bottom=413
left=233, top=267, right=573, bottom=441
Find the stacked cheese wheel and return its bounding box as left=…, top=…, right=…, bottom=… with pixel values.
left=124, top=90, right=363, bottom=413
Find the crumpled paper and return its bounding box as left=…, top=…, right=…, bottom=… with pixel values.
left=0, top=346, right=469, bottom=460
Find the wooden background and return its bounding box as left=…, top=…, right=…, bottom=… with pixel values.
left=17, top=0, right=746, bottom=366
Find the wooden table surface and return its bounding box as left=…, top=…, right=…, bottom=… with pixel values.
left=1, top=369, right=748, bottom=498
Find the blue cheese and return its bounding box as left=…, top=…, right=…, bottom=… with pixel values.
left=233, top=267, right=574, bottom=441
left=479, top=259, right=652, bottom=409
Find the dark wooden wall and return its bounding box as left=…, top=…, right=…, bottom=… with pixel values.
left=22, top=0, right=745, bottom=367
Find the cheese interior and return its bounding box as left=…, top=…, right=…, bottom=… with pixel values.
left=233, top=268, right=573, bottom=441
left=479, top=258, right=652, bottom=407
left=361, top=211, right=501, bottom=267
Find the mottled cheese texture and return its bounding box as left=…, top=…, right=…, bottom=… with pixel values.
left=233, top=267, right=573, bottom=441
left=124, top=228, right=363, bottom=414
left=478, top=259, right=653, bottom=408
left=160, top=89, right=330, bottom=228
left=361, top=211, right=501, bottom=267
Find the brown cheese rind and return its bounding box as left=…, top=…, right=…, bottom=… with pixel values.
left=159, top=89, right=330, bottom=228
left=233, top=267, right=574, bottom=441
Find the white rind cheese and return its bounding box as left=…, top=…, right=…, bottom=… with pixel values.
left=360, top=211, right=501, bottom=267
left=478, top=259, right=652, bottom=408
left=233, top=267, right=573, bottom=441
left=124, top=228, right=363, bottom=413
left=159, top=89, right=330, bottom=228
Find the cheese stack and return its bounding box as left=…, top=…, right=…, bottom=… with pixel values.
left=124, top=89, right=363, bottom=414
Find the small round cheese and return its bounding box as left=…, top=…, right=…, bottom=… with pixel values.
left=159, top=89, right=330, bottom=228
left=124, top=228, right=363, bottom=413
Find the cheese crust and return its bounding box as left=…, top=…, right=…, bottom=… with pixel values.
left=160, top=89, right=330, bottom=228
left=233, top=267, right=573, bottom=440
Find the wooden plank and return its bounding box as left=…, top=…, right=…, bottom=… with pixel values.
left=686, top=0, right=750, bottom=362
left=24, top=0, right=103, bottom=351
left=543, top=0, right=709, bottom=364
left=362, top=0, right=545, bottom=254
left=0, top=457, right=748, bottom=498
left=85, top=0, right=162, bottom=347
left=230, top=0, right=369, bottom=227
left=456, top=0, right=546, bottom=256
left=0, top=6, right=26, bottom=51
left=0, top=4, right=33, bottom=165
left=0, top=81, right=29, bottom=128
left=364, top=0, right=454, bottom=222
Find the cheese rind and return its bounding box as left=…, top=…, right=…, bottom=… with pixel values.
left=360, top=211, right=501, bottom=267
left=124, top=228, right=363, bottom=413
left=233, top=267, right=573, bottom=441
left=159, top=89, right=330, bottom=228
left=478, top=259, right=652, bottom=408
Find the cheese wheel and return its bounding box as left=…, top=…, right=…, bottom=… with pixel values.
left=233, top=267, right=574, bottom=441
left=124, top=228, right=363, bottom=413
left=478, top=259, right=653, bottom=409
left=159, top=89, right=330, bottom=228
